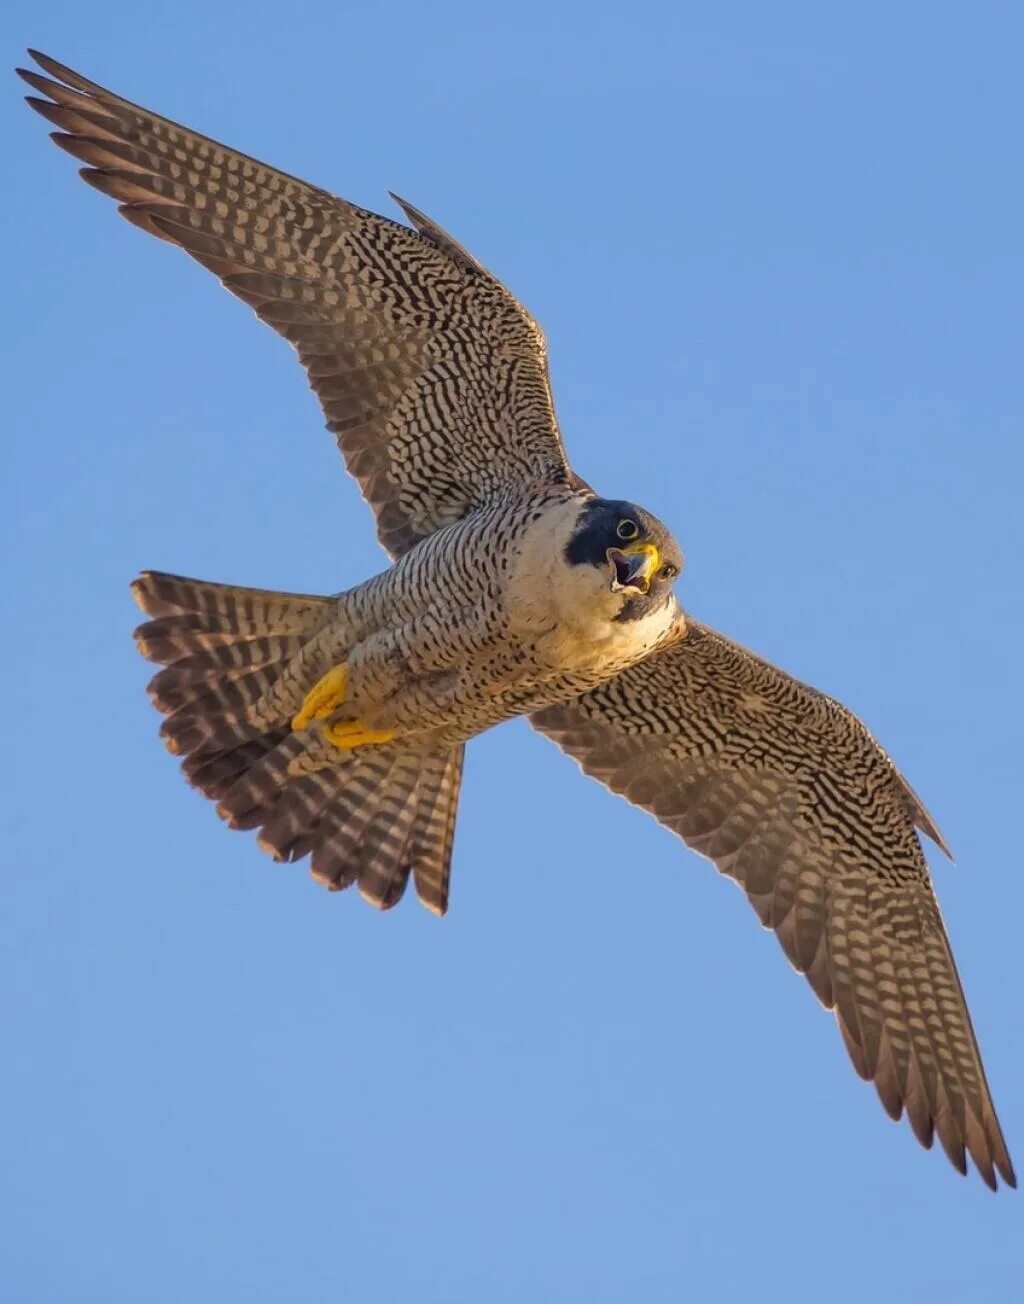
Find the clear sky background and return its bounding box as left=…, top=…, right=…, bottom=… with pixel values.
left=3, top=2, right=1022, bottom=1300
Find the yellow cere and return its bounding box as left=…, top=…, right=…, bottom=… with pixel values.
left=620, top=540, right=661, bottom=570
left=619, top=541, right=661, bottom=591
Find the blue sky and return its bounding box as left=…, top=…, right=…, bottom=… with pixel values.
left=3, top=2, right=1022, bottom=1300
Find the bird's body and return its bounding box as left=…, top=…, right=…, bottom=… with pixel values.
left=21, top=49, right=1014, bottom=1189
left=253, top=487, right=683, bottom=749
left=134, top=486, right=682, bottom=907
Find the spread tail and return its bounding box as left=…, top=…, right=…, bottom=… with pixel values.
left=132, top=571, right=463, bottom=914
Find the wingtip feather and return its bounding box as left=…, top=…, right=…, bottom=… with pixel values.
left=26, top=49, right=107, bottom=99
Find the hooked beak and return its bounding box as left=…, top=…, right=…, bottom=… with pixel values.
left=606, top=542, right=660, bottom=595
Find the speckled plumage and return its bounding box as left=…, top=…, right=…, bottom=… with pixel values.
left=21, top=50, right=1013, bottom=1190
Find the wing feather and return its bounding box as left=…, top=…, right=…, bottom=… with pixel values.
left=531, top=620, right=1014, bottom=1188
left=20, top=51, right=574, bottom=558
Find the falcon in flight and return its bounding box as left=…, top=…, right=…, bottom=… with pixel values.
left=20, top=50, right=1014, bottom=1189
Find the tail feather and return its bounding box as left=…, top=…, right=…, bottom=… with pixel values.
left=133, top=570, right=332, bottom=756
left=356, top=753, right=429, bottom=909
left=410, top=748, right=464, bottom=915
left=309, top=785, right=370, bottom=894
left=133, top=570, right=331, bottom=627
left=257, top=772, right=335, bottom=865
left=305, top=749, right=420, bottom=906
left=216, top=733, right=310, bottom=828
left=237, top=742, right=465, bottom=912
left=147, top=635, right=305, bottom=700
left=133, top=570, right=465, bottom=913
left=160, top=672, right=276, bottom=727
left=184, top=735, right=289, bottom=803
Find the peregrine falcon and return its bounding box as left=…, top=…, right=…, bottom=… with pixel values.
left=20, top=50, right=1014, bottom=1190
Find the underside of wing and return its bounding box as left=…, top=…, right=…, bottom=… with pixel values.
left=531, top=620, right=1015, bottom=1189
left=20, top=50, right=576, bottom=557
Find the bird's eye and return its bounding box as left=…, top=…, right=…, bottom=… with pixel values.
left=659, top=564, right=678, bottom=581
left=616, top=519, right=639, bottom=540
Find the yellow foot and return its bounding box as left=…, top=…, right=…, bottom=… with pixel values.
left=322, top=720, right=396, bottom=749
left=292, top=663, right=349, bottom=731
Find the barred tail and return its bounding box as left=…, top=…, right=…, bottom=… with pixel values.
left=132, top=570, right=464, bottom=914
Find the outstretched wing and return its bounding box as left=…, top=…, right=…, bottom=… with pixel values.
left=20, top=51, right=575, bottom=558
left=531, top=620, right=1015, bottom=1189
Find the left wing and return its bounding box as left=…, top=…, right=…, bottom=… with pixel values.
left=531, top=620, right=1015, bottom=1189
left=19, top=51, right=576, bottom=559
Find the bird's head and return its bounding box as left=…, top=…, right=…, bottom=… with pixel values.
left=565, top=497, right=683, bottom=621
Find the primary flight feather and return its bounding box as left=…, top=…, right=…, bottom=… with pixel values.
left=19, top=49, right=1014, bottom=1190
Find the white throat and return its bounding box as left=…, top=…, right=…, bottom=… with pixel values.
left=505, top=496, right=678, bottom=669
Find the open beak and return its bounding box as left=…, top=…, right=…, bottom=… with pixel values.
left=607, top=542, right=660, bottom=595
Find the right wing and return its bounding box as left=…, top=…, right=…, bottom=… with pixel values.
left=20, top=51, right=576, bottom=558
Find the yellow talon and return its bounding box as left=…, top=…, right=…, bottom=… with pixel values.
left=292, top=662, right=395, bottom=748
left=292, top=663, right=349, bottom=731
left=322, top=721, right=396, bottom=749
